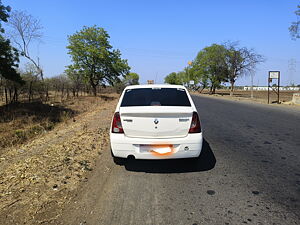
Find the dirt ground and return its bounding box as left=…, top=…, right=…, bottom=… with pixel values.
left=0, top=94, right=118, bottom=225
left=194, top=89, right=300, bottom=106
left=0, top=95, right=117, bottom=150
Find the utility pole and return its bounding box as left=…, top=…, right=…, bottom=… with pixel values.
left=154, top=72, right=158, bottom=84
left=250, top=72, right=254, bottom=98
left=187, top=61, right=192, bottom=89
left=288, top=59, right=296, bottom=86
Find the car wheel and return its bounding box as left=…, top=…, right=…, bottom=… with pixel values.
left=111, top=149, right=125, bottom=165
left=113, top=156, right=125, bottom=165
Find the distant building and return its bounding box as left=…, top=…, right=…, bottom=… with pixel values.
left=147, top=80, right=154, bottom=84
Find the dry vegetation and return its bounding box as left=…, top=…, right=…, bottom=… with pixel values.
left=197, top=89, right=300, bottom=104
left=0, top=91, right=115, bottom=150
left=0, top=93, right=118, bottom=224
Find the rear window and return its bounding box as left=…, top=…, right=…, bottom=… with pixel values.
left=121, top=88, right=191, bottom=107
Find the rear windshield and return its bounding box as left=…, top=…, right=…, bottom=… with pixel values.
left=121, top=88, right=191, bottom=107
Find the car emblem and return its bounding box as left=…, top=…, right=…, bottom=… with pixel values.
left=154, top=119, right=159, bottom=124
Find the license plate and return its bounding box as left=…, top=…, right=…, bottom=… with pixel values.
left=140, top=144, right=173, bottom=154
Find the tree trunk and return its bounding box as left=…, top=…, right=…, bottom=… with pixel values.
left=92, top=86, right=97, bottom=96
left=45, top=84, right=49, bottom=102
left=5, top=87, right=8, bottom=105
left=9, top=88, right=12, bottom=102
left=28, top=81, right=33, bottom=102
left=14, top=86, right=18, bottom=102
left=212, top=86, right=216, bottom=94
left=230, top=80, right=234, bottom=97
left=61, top=84, right=64, bottom=101
left=198, top=86, right=205, bottom=93
left=209, top=85, right=213, bottom=95
left=90, top=79, right=97, bottom=96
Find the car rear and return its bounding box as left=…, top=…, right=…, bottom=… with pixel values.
left=110, top=85, right=203, bottom=160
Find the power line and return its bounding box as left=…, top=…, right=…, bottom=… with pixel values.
left=288, top=58, right=297, bottom=85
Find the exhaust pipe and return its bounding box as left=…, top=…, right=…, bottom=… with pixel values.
left=127, top=155, right=135, bottom=160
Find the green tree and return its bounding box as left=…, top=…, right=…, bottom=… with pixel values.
left=0, top=0, right=22, bottom=84
left=289, top=4, right=300, bottom=39
left=123, top=72, right=139, bottom=85
left=192, top=44, right=228, bottom=94
left=0, top=36, right=21, bottom=83
left=224, top=42, right=264, bottom=96
left=164, top=72, right=182, bottom=84
left=186, top=65, right=209, bottom=92
left=65, top=66, right=84, bottom=97
left=67, top=26, right=130, bottom=96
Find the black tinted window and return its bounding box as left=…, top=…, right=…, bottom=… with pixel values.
left=121, top=88, right=191, bottom=107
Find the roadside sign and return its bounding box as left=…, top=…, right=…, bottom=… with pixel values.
left=268, top=71, right=280, bottom=104
left=189, top=80, right=194, bottom=85
left=269, top=71, right=280, bottom=79
left=147, top=80, right=154, bottom=84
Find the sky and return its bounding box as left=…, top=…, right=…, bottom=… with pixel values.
left=3, top=0, right=300, bottom=86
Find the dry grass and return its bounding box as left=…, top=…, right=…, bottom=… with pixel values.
left=0, top=103, right=74, bottom=150
left=0, top=94, right=116, bottom=153
left=199, top=89, right=300, bottom=104
left=0, top=93, right=118, bottom=224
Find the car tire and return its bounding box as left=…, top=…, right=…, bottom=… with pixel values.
left=111, top=149, right=125, bottom=165
left=113, top=156, right=125, bottom=165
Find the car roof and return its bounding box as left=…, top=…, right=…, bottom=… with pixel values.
left=124, top=84, right=186, bottom=90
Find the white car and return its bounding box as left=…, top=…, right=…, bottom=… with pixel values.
left=110, top=84, right=203, bottom=163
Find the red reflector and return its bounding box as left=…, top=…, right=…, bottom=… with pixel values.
left=189, top=112, right=201, bottom=133
left=111, top=112, right=124, bottom=133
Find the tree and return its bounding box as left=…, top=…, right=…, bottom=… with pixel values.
left=0, top=35, right=21, bottom=83
left=289, top=4, right=300, bottom=39
left=67, top=26, right=130, bottom=96
left=123, top=72, right=139, bottom=85
left=192, top=44, right=228, bottom=94
left=224, top=42, right=264, bottom=96
left=7, top=10, right=43, bottom=79
left=0, top=1, right=21, bottom=83
left=164, top=72, right=182, bottom=84
left=65, top=66, right=84, bottom=97
left=20, top=63, right=41, bottom=102
left=0, top=1, right=23, bottom=103
left=0, top=0, right=10, bottom=33
left=186, top=65, right=209, bottom=92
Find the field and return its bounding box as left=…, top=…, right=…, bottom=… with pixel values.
left=198, top=89, right=300, bottom=104
left=0, top=93, right=115, bottom=151
left=0, top=94, right=118, bottom=224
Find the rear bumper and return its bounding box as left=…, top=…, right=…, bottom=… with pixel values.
left=110, top=133, right=203, bottom=159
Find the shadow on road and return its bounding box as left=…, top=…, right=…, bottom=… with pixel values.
left=123, top=139, right=216, bottom=173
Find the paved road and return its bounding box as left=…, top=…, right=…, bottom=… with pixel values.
left=59, top=95, right=300, bottom=225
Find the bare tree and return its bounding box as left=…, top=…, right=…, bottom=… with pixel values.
left=224, top=41, right=264, bottom=96
left=289, top=4, right=300, bottom=40
left=7, top=10, right=43, bottom=79
left=21, top=63, right=41, bottom=102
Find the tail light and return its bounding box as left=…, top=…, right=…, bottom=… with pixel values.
left=189, top=112, right=201, bottom=133
left=111, top=112, right=124, bottom=133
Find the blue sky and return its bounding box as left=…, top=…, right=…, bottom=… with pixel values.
left=3, top=0, right=300, bottom=85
